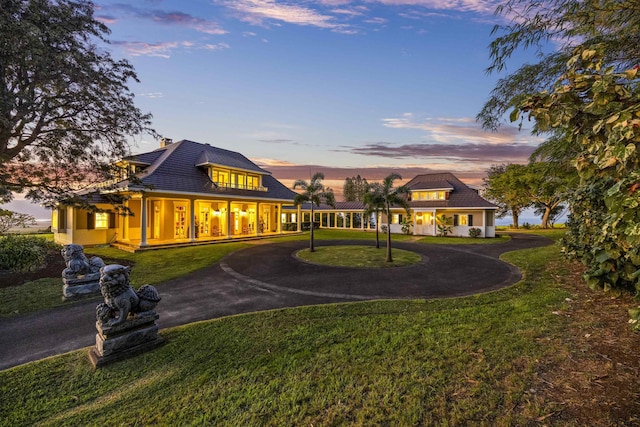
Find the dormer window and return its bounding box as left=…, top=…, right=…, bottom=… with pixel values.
left=210, top=167, right=264, bottom=191
left=412, top=191, right=448, bottom=201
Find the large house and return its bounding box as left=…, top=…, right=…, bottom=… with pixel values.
left=52, top=139, right=498, bottom=250
left=52, top=139, right=299, bottom=250
left=291, top=172, right=498, bottom=238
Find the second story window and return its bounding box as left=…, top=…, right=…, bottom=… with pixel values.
left=210, top=168, right=263, bottom=191
left=412, top=191, right=447, bottom=200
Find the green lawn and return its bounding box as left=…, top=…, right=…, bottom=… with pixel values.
left=0, top=230, right=517, bottom=318
left=297, top=245, right=423, bottom=267
left=0, top=232, right=574, bottom=426
left=0, top=242, right=249, bottom=318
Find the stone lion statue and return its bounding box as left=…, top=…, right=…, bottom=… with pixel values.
left=96, top=264, right=161, bottom=326
left=61, top=244, right=105, bottom=279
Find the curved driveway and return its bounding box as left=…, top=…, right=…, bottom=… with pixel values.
left=222, top=240, right=522, bottom=300
left=0, top=233, right=551, bottom=370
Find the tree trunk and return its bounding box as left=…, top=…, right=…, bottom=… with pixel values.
left=512, top=211, right=519, bottom=229
left=310, top=205, right=315, bottom=252
left=386, top=206, right=393, bottom=262
left=541, top=206, right=551, bottom=229
left=375, top=212, right=380, bottom=249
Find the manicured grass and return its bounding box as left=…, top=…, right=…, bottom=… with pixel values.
left=297, top=245, right=423, bottom=268
left=0, top=240, right=573, bottom=426
left=86, top=242, right=249, bottom=287
left=0, top=242, right=249, bottom=318
left=0, top=230, right=520, bottom=318
left=0, top=278, right=65, bottom=317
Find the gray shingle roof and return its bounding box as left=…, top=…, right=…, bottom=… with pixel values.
left=116, top=140, right=297, bottom=201
left=406, top=173, right=496, bottom=209
left=124, top=150, right=165, bottom=165
left=283, top=173, right=496, bottom=211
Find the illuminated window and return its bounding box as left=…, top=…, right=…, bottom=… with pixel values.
left=211, top=169, right=229, bottom=187
left=248, top=175, right=259, bottom=189
left=95, top=212, right=108, bottom=229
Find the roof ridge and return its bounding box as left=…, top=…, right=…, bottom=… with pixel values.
left=133, top=139, right=184, bottom=181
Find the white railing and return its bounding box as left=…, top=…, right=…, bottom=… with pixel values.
left=214, top=182, right=268, bottom=192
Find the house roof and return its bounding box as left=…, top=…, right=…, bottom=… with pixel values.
left=405, top=173, right=496, bottom=209
left=112, top=140, right=297, bottom=201
left=408, top=179, right=454, bottom=191
left=284, top=173, right=496, bottom=211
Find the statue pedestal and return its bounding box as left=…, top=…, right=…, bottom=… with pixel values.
left=89, top=313, right=164, bottom=368
left=62, top=274, right=101, bottom=299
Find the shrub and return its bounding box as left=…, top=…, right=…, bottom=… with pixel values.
left=436, top=214, right=453, bottom=237
left=468, top=227, right=482, bottom=238
left=400, top=217, right=413, bottom=235
left=0, top=235, right=60, bottom=272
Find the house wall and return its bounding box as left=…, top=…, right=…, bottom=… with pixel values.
left=53, top=205, right=118, bottom=247
left=127, top=199, right=142, bottom=240
left=52, top=206, right=73, bottom=245
left=433, top=210, right=496, bottom=238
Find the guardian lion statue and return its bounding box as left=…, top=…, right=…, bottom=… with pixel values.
left=61, top=244, right=105, bottom=279
left=96, top=264, right=161, bottom=327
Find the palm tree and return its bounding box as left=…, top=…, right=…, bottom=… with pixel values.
left=379, top=173, right=409, bottom=262
left=293, top=172, right=335, bottom=252
left=363, top=182, right=385, bottom=249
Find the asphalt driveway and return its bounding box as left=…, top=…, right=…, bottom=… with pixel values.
left=0, top=233, right=552, bottom=370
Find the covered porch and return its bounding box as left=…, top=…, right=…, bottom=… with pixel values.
left=115, top=193, right=299, bottom=249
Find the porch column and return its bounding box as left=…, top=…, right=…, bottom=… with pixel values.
left=140, top=195, right=148, bottom=247
left=227, top=201, right=232, bottom=238
left=297, top=204, right=301, bottom=232
left=350, top=213, right=353, bottom=229
left=483, top=210, right=487, bottom=238
left=122, top=200, right=128, bottom=240
left=256, top=202, right=261, bottom=236
left=433, top=210, right=437, bottom=236
left=190, top=199, right=196, bottom=242
left=413, top=212, right=417, bottom=236
left=277, top=203, right=282, bottom=234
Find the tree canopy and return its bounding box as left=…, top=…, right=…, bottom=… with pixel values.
left=478, top=0, right=640, bottom=132
left=342, top=175, right=369, bottom=202
left=0, top=0, right=155, bottom=206
left=483, top=164, right=531, bottom=229
left=480, top=0, right=640, bottom=326
left=293, top=172, right=335, bottom=252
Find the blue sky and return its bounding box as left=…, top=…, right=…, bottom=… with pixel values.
left=7, top=0, right=547, bottom=219
left=95, top=0, right=542, bottom=189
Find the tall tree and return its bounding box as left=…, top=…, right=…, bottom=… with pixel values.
left=379, top=173, right=409, bottom=263
left=520, top=162, right=575, bottom=228
left=0, top=0, right=155, bottom=206
left=478, top=0, right=640, bottom=132
left=483, top=164, right=531, bottom=229
left=480, top=0, right=640, bottom=326
left=343, top=175, right=369, bottom=202
left=293, top=172, right=335, bottom=252
left=0, top=208, right=36, bottom=234
left=363, top=182, right=384, bottom=249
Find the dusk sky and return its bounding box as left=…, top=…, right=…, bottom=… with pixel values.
left=96, top=0, right=544, bottom=187
left=7, top=0, right=549, bottom=218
